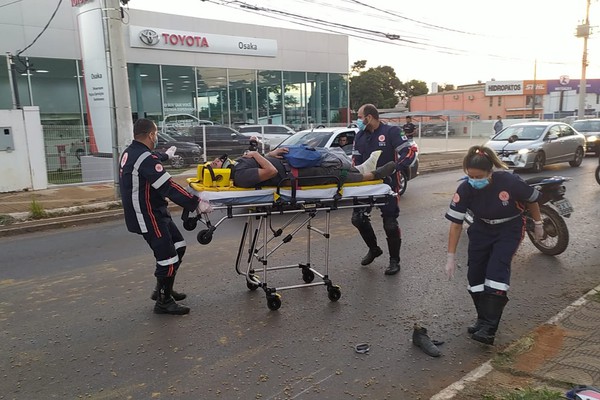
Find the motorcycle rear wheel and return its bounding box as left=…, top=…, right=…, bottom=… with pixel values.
left=526, top=204, right=569, bottom=256
left=595, top=165, right=600, bottom=185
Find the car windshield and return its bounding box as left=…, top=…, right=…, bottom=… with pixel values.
left=158, top=132, right=176, bottom=142
left=278, top=131, right=332, bottom=148
left=492, top=125, right=545, bottom=141
left=572, top=120, right=600, bottom=132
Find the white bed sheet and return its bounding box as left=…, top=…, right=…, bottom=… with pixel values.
left=189, top=183, right=393, bottom=205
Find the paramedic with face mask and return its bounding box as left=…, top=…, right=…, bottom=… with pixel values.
left=119, top=118, right=200, bottom=315
left=351, top=104, right=417, bottom=276
left=445, top=145, right=543, bottom=345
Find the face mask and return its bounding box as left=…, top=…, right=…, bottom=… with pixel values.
left=356, top=118, right=366, bottom=131
left=468, top=177, right=490, bottom=189
left=151, top=133, right=158, bottom=149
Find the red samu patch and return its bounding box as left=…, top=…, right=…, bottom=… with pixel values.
left=120, top=152, right=128, bottom=167
left=452, top=193, right=460, bottom=203
left=155, top=164, right=163, bottom=173
left=499, top=191, right=510, bottom=201
left=378, top=135, right=386, bottom=142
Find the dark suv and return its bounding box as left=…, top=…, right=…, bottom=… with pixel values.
left=168, top=125, right=250, bottom=159
left=571, top=119, right=600, bottom=155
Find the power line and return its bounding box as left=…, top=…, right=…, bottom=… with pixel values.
left=0, top=0, right=22, bottom=9
left=17, top=0, right=63, bottom=56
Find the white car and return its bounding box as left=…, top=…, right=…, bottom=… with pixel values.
left=237, top=124, right=296, bottom=149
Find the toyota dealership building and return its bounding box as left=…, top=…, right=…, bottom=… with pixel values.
left=0, top=1, right=351, bottom=131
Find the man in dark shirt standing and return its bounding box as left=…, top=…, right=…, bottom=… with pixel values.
left=352, top=104, right=417, bottom=275
left=402, top=116, right=417, bottom=139
left=119, top=119, right=199, bottom=315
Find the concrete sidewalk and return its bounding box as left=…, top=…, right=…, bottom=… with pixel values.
left=432, top=285, right=600, bottom=399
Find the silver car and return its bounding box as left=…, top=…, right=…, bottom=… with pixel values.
left=485, top=122, right=585, bottom=172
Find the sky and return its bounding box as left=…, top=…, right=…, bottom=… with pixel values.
left=129, top=0, right=600, bottom=89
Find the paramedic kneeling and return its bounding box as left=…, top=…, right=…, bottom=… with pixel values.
left=120, top=119, right=200, bottom=315
left=444, top=146, right=543, bottom=345
left=351, top=104, right=417, bottom=275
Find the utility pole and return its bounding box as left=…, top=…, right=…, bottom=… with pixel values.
left=532, top=59, right=537, bottom=118
left=576, top=0, right=592, bottom=118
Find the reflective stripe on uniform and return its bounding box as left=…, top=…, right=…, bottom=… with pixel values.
left=446, top=208, right=465, bottom=221
left=468, top=284, right=485, bottom=293
left=152, top=172, right=172, bottom=189
left=157, top=254, right=179, bottom=266
left=132, top=152, right=152, bottom=233
left=527, top=190, right=540, bottom=202
left=485, top=278, right=510, bottom=291
left=174, top=240, right=186, bottom=250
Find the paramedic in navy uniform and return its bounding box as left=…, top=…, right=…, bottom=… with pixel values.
left=351, top=104, right=417, bottom=276
left=444, top=146, right=543, bottom=345
left=119, top=118, right=200, bottom=315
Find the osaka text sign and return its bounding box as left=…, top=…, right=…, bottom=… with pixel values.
left=129, top=26, right=277, bottom=57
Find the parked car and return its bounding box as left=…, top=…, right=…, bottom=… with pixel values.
left=161, top=113, right=214, bottom=133
left=422, top=124, right=455, bottom=136
left=155, top=132, right=202, bottom=168
left=485, top=122, right=586, bottom=172
left=571, top=119, right=600, bottom=155
left=276, top=127, right=419, bottom=195
left=167, top=124, right=250, bottom=159
left=237, top=124, right=296, bottom=149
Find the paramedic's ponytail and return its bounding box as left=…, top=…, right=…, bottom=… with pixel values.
left=463, top=145, right=507, bottom=172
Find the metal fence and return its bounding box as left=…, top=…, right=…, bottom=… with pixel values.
left=43, top=125, right=90, bottom=184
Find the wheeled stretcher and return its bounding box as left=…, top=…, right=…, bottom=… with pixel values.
left=182, top=171, right=395, bottom=310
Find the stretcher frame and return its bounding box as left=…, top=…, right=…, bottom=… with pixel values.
left=183, top=176, right=394, bottom=310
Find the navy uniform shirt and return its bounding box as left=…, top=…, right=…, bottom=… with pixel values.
left=352, top=123, right=414, bottom=189
left=119, top=140, right=199, bottom=234
left=445, top=171, right=539, bottom=224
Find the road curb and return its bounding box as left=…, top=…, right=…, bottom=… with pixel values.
left=429, top=283, right=600, bottom=399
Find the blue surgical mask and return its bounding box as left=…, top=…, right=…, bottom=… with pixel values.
left=356, top=118, right=366, bottom=131
left=468, top=177, right=490, bottom=189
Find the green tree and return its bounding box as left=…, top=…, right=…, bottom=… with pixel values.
left=400, top=79, right=428, bottom=109
left=349, top=62, right=402, bottom=110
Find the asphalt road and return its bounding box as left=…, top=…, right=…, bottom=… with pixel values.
left=2, top=157, right=599, bottom=400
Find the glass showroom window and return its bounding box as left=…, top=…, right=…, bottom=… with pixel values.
left=196, top=67, right=228, bottom=125
left=328, top=73, right=349, bottom=125
left=0, top=56, right=12, bottom=109
left=283, top=71, right=307, bottom=131
left=228, top=69, right=257, bottom=126
left=160, top=65, right=197, bottom=119
left=1, top=56, right=36, bottom=110
left=307, top=72, right=328, bottom=126
left=257, top=70, right=283, bottom=125
left=128, top=63, right=161, bottom=123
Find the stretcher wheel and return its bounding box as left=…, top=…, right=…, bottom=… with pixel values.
left=302, top=270, right=315, bottom=283
left=183, top=218, right=197, bottom=231
left=266, top=294, right=282, bottom=311
left=327, top=285, right=341, bottom=302
left=197, top=229, right=213, bottom=244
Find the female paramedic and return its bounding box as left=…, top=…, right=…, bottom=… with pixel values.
left=444, top=145, right=544, bottom=345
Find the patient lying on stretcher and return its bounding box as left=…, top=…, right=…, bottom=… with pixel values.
left=209, top=147, right=395, bottom=188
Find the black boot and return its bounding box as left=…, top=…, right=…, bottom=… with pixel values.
left=467, top=291, right=484, bottom=334
left=471, top=293, right=508, bottom=345
left=154, top=277, right=190, bottom=315
left=412, top=323, right=443, bottom=357
left=361, top=247, right=383, bottom=265
left=384, top=237, right=401, bottom=275
left=151, top=284, right=186, bottom=301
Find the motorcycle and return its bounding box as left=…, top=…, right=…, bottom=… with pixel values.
left=466, top=175, right=573, bottom=256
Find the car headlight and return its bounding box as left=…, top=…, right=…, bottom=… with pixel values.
left=517, top=148, right=531, bottom=155
left=587, top=135, right=598, bottom=142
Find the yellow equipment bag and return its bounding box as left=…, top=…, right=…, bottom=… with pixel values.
left=197, top=163, right=231, bottom=187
